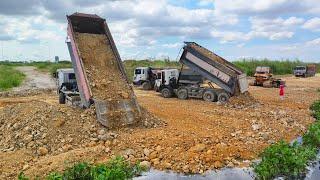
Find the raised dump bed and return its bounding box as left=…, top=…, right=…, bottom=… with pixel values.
left=66, top=13, right=141, bottom=128
left=180, top=42, right=248, bottom=95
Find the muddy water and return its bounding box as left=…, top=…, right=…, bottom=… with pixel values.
left=135, top=168, right=254, bottom=180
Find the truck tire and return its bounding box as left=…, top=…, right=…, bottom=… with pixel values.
left=217, top=92, right=229, bottom=103
left=177, top=88, right=188, bottom=100
left=142, top=82, right=151, bottom=90
left=59, top=92, right=66, bottom=104
left=203, top=90, right=216, bottom=102
left=161, top=88, right=173, bottom=98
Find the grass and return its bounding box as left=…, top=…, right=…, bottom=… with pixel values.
left=0, top=65, right=25, bottom=91
left=233, top=59, right=320, bottom=76
left=18, top=156, right=145, bottom=180
left=254, top=99, right=320, bottom=179
left=0, top=61, right=72, bottom=77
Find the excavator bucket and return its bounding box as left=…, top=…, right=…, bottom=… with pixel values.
left=66, top=13, right=141, bottom=128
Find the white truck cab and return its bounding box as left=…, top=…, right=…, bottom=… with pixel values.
left=154, top=69, right=179, bottom=91
left=133, top=67, right=150, bottom=85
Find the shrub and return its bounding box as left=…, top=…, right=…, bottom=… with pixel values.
left=92, top=156, right=143, bottom=179
left=254, top=141, right=316, bottom=180
left=0, top=65, right=25, bottom=91
left=310, top=100, right=320, bottom=120
left=19, top=156, right=144, bottom=180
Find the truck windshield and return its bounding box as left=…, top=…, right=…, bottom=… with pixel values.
left=135, top=69, right=141, bottom=74
left=294, top=67, right=306, bottom=70
left=68, top=73, right=76, bottom=79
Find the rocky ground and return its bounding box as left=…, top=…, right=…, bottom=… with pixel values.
left=0, top=75, right=319, bottom=179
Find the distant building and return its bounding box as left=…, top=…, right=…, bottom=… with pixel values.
left=55, top=56, right=59, bottom=63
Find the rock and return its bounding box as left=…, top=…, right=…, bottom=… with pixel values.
left=98, top=134, right=109, bottom=141
left=105, top=147, right=111, bottom=153
left=123, top=148, right=135, bottom=156
left=24, top=135, right=33, bottom=143
left=189, top=144, right=206, bottom=152
left=143, top=148, right=150, bottom=157
left=252, top=124, right=260, bottom=131
left=98, top=129, right=106, bottom=135
left=164, top=162, right=172, bottom=169
left=22, top=164, right=29, bottom=170
left=214, top=161, right=223, bottom=168
left=156, top=145, right=162, bottom=151
left=206, top=149, right=213, bottom=155
left=38, top=147, right=48, bottom=156
left=227, top=161, right=234, bottom=168
left=151, top=158, right=160, bottom=165
left=140, top=161, right=151, bottom=170
left=183, top=165, right=190, bottom=173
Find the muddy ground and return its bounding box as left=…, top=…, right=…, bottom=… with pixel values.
left=0, top=74, right=319, bottom=179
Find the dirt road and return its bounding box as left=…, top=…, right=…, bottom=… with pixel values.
left=12, top=66, right=56, bottom=91
left=0, top=75, right=319, bottom=179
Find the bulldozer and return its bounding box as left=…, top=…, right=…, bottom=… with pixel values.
left=250, top=66, right=285, bottom=88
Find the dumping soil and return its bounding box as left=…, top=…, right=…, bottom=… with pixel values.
left=75, top=33, right=132, bottom=101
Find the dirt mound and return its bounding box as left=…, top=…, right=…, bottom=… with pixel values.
left=75, top=33, right=132, bottom=101
left=0, top=88, right=55, bottom=98
left=0, top=100, right=162, bottom=156
left=227, top=92, right=260, bottom=109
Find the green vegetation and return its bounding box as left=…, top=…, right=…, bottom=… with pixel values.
left=0, top=61, right=72, bottom=77
left=0, top=65, right=26, bottom=91
left=233, top=59, right=320, bottom=76
left=18, top=157, right=145, bottom=180
left=254, top=100, right=320, bottom=179
left=31, top=61, right=72, bottom=76
left=123, top=60, right=181, bottom=82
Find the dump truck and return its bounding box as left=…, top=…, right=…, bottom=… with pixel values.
left=65, top=13, right=141, bottom=128
left=158, top=42, right=248, bottom=103
left=55, top=68, right=80, bottom=105
left=133, top=67, right=162, bottom=90
left=250, top=66, right=285, bottom=88
left=293, top=64, right=316, bottom=77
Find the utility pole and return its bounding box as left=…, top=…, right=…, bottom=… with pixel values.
left=1, top=41, right=4, bottom=61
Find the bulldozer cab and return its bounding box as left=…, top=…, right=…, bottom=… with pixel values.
left=254, top=66, right=272, bottom=78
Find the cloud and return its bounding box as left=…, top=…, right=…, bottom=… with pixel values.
left=162, top=43, right=182, bottom=48
left=248, top=16, right=303, bottom=40
left=210, top=16, right=302, bottom=43
left=0, top=0, right=42, bottom=16
left=214, top=0, right=320, bottom=16
left=303, top=17, right=320, bottom=31
left=306, top=38, right=320, bottom=46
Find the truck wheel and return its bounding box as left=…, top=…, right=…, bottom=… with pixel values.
left=59, top=92, right=66, bottom=104
left=142, top=82, right=151, bottom=90
left=177, top=88, right=188, bottom=100
left=203, top=90, right=216, bottom=102
left=217, top=92, right=229, bottom=103
left=161, top=88, right=173, bottom=98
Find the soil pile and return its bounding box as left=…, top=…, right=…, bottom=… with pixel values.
left=75, top=33, right=132, bottom=101
left=0, top=100, right=163, bottom=156
left=0, top=88, right=55, bottom=98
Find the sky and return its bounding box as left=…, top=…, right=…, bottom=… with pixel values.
left=0, top=0, right=320, bottom=62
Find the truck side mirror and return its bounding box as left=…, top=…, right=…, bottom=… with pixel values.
left=53, top=72, right=57, bottom=78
